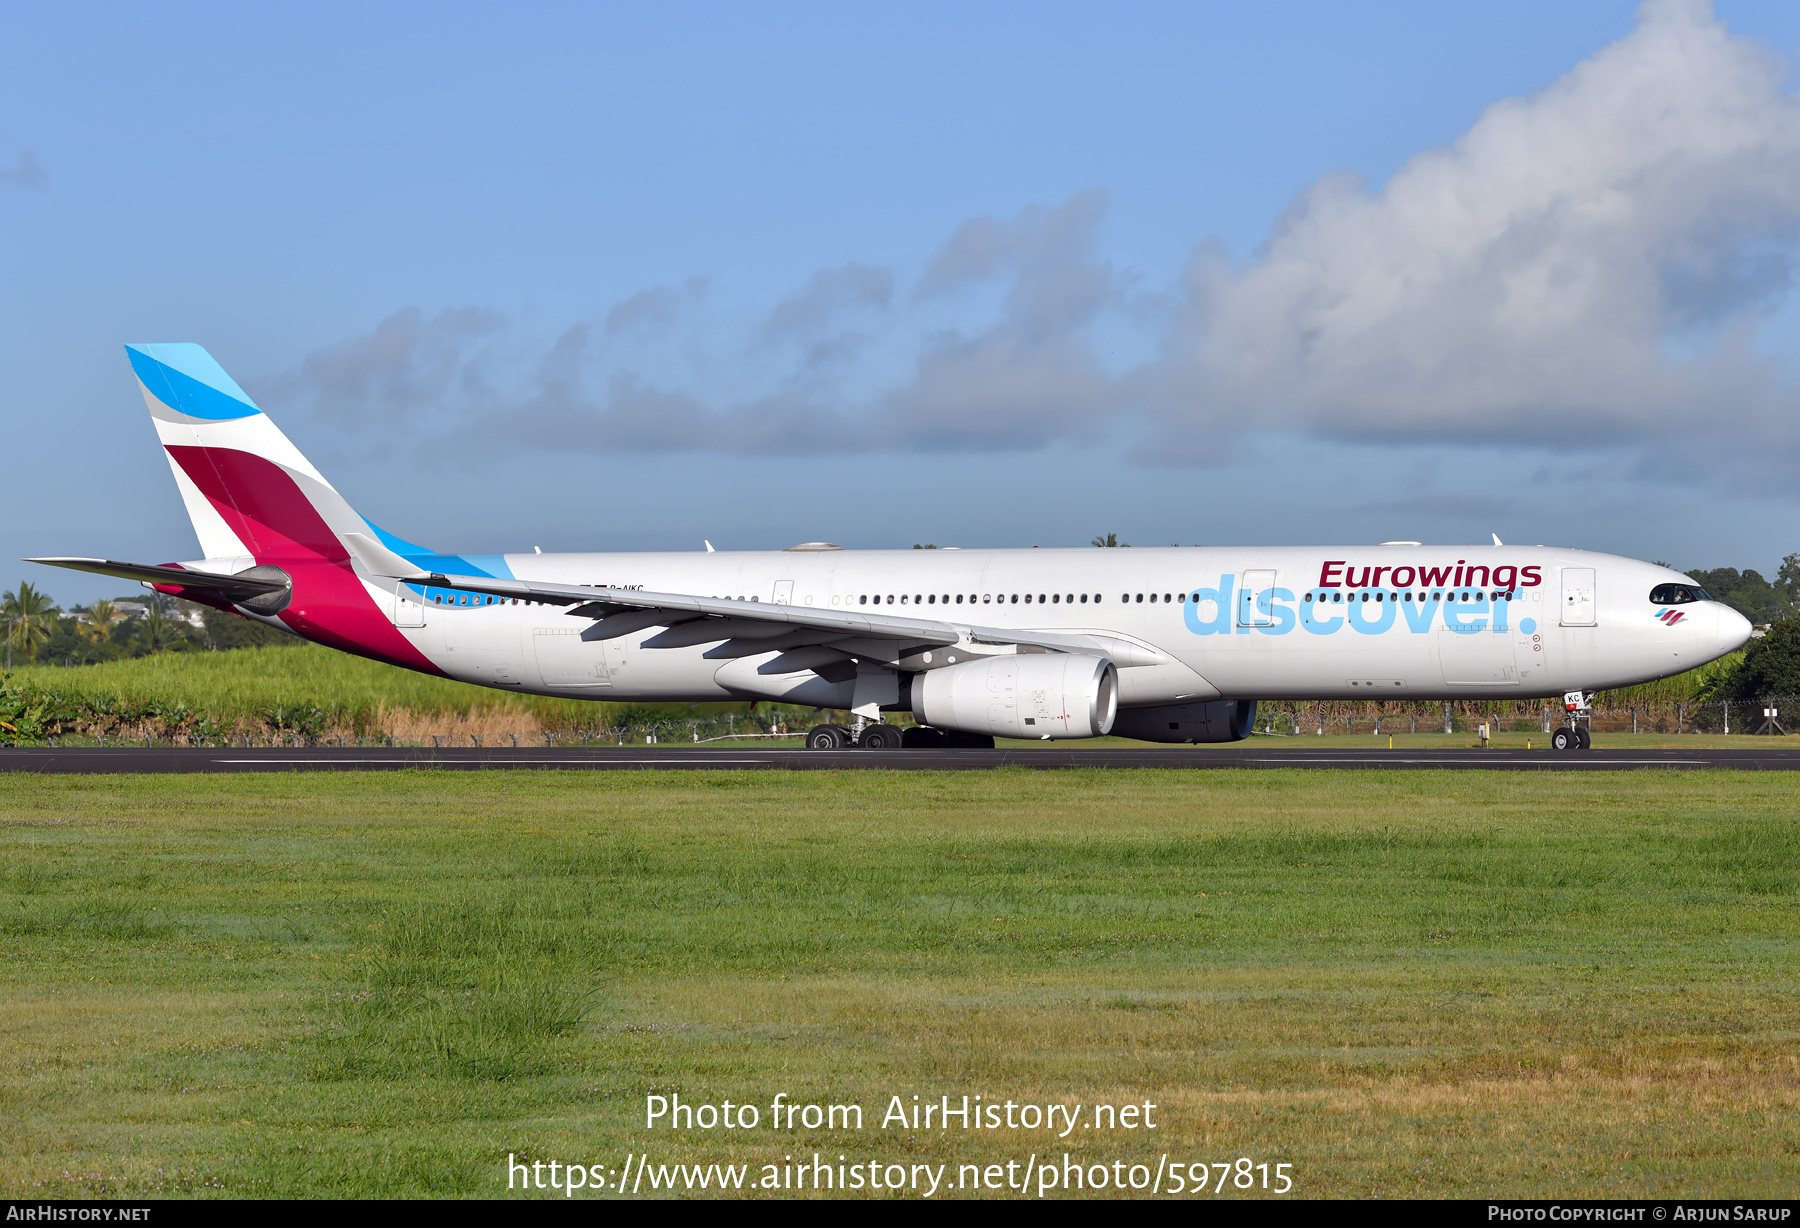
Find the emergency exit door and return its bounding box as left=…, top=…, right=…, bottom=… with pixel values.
left=1237, top=570, right=1277, bottom=627
left=392, top=585, right=425, bottom=627
left=1561, top=567, right=1596, bottom=626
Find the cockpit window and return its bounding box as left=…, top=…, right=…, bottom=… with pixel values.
left=1650, top=584, right=1709, bottom=605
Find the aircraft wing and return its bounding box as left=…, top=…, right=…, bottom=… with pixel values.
left=412, top=570, right=1147, bottom=659
left=25, top=557, right=288, bottom=598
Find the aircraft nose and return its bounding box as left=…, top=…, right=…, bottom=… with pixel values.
left=1715, top=603, right=1753, bottom=654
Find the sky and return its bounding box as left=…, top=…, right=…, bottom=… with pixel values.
left=7, top=0, right=1800, bottom=605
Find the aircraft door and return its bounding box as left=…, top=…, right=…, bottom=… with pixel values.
left=773, top=579, right=794, bottom=605
left=1561, top=568, right=1597, bottom=626
left=1438, top=626, right=1518, bottom=686
left=1237, top=569, right=1277, bottom=628
left=392, top=584, right=425, bottom=628
left=532, top=627, right=612, bottom=689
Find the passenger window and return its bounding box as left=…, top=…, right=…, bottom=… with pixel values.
left=1010, top=594, right=1018, bottom=604
left=1149, top=593, right=1157, bottom=603
left=859, top=595, right=867, bottom=605
left=1304, top=592, right=1312, bottom=602
left=1080, top=593, right=1088, bottom=603
left=1025, top=593, right=1033, bottom=603
left=915, top=594, right=922, bottom=604
left=983, top=595, right=991, bottom=604
left=1163, top=593, right=1171, bottom=603
left=1038, top=594, right=1046, bottom=603
left=956, top=594, right=963, bottom=604
left=1135, top=593, right=1143, bottom=603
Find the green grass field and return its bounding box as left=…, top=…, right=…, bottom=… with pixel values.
left=7, top=641, right=1748, bottom=748
left=3, top=769, right=1797, bottom=1199
left=9, top=644, right=606, bottom=732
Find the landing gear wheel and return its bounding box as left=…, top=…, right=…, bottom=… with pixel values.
left=1575, top=726, right=1591, bottom=750
left=901, top=726, right=946, bottom=749
left=859, top=725, right=903, bottom=750
left=1551, top=727, right=1577, bottom=751
left=806, top=724, right=848, bottom=750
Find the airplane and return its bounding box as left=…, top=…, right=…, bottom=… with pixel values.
left=28, top=343, right=1753, bottom=752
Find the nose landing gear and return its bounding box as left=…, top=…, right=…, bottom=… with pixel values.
left=1553, top=690, right=1594, bottom=751
left=1550, top=725, right=1590, bottom=751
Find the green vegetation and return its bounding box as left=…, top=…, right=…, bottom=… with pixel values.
left=2, top=646, right=821, bottom=745
left=10, top=643, right=585, bottom=729
left=1, top=769, right=1796, bottom=1198
left=1708, top=618, right=1800, bottom=702
left=1687, top=559, right=1800, bottom=626
left=2, top=581, right=59, bottom=668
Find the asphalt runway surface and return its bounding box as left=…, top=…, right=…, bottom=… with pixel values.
left=5, top=744, right=1800, bottom=773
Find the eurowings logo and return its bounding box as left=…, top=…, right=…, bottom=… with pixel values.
left=1184, top=574, right=1527, bottom=638
left=1657, top=609, right=1686, bottom=626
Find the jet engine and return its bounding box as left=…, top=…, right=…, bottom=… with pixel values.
left=1109, top=699, right=1257, bottom=744
left=913, top=653, right=1117, bottom=740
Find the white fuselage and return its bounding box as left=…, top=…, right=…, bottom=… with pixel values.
left=390, top=545, right=1750, bottom=706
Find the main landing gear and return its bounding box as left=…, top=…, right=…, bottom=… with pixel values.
left=804, top=723, right=994, bottom=750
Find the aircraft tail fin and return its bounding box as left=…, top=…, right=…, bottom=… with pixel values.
left=126, top=343, right=414, bottom=567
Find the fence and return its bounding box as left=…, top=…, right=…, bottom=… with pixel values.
left=1251, top=697, right=1797, bottom=736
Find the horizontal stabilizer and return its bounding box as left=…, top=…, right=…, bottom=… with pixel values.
left=25, top=557, right=288, bottom=597
left=342, top=532, right=418, bottom=579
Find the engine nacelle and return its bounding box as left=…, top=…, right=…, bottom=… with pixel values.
left=914, top=653, right=1117, bottom=740
left=1110, top=699, right=1258, bottom=744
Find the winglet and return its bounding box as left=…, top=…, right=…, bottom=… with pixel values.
left=1492, top=533, right=1504, bottom=546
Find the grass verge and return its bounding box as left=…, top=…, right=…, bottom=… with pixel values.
left=1, top=769, right=1796, bottom=1198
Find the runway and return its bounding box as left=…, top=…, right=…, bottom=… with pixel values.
left=4, top=744, right=1800, bottom=772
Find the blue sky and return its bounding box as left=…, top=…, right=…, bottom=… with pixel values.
left=7, top=1, right=1800, bottom=604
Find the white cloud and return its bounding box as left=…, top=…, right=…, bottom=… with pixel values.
left=1158, top=0, right=1800, bottom=471
left=274, top=1, right=1800, bottom=485
left=0, top=151, right=45, bottom=189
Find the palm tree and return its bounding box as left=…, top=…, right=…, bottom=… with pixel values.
left=132, top=602, right=183, bottom=656
left=1091, top=532, right=1128, bottom=548
left=3, top=582, right=59, bottom=669
left=85, top=599, right=118, bottom=644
